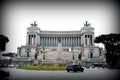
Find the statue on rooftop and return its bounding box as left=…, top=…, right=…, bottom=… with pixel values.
left=84, top=21, right=91, bottom=27
left=31, top=21, right=38, bottom=27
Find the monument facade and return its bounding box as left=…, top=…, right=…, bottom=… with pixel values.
left=16, top=21, right=105, bottom=65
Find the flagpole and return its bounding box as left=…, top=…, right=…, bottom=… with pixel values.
left=71, top=45, right=75, bottom=64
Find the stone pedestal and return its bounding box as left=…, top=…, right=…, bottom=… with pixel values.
left=33, top=59, right=38, bottom=65
left=57, top=43, right=62, bottom=51
left=72, top=60, right=76, bottom=64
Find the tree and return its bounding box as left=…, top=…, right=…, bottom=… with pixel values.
left=0, top=34, right=9, bottom=65
left=0, top=34, right=9, bottom=51
left=2, top=52, right=14, bottom=57
left=94, top=33, right=120, bottom=68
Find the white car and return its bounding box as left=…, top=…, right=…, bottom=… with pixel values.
left=8, top=64, right=15, bottom=68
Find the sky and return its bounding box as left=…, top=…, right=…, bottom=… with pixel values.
left=0, top=0, right=119, bottom=53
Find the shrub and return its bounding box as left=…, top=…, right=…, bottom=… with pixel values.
left=18, top=66, right=66, bottom=70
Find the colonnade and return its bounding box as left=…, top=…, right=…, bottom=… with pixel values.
left=27, top=35, right=36, bottom=45
left=27, top=34, right=93, bottom=47
left=40, top=36, right=81, bottom=47
left=84, top=35, right=93, bottom=46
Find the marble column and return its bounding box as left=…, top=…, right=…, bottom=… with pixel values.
left=78, top=37, right=79, bottom=46
left=63, top=37, right=65, bottom=46
left=41, top=37, right=43, bottom=46
left=65, top=37, right=66, bottom=46
left=49, top=37, right=50, bottom=46
left=40, top=37, right=42, bottom=46
left=56, top=37, right=57, bottom=46
left=47, top=37, right=48, bottom=46
left=43, top=37, right=45, bottom=46
left=26, top=35, right=28, bottom=45
left=68, top=37, right=70, bottom=46
left=71, top=37, right=73, bottom=46
left=71, top=37, right=72, bottom=46
left=67, top=37, right=69, bottom=46
left=43, top=37, right=44, bottom=46
left=32, top=35, right=34, bottom=45
left=44, top=37, right=46, bottom=46
left=55, top=37, right=56, bottom=46
left=75, top=37, right=77, bottom=46
left=33, top=35, right=35, bottom=45
left=87, top=36, right=89, bottom=45
left=78, top=37, right=80, bottom=46
left=64, top=37, right=65, bottom=46
left=50, top=37, right=53, bottom=46
left=45, top=37, right=46, bottom=46
left=73, top=37, right=75, bottom=46
left=53, top=37, right=55, bottom=46
left=62, top=37, right=63, bottom=46
left=35, top=35, right=38, bottom=46
left=50, top=37, right=51, bottom=46
left=46, top=37, right=48, bottom=46
left=90, top=35, right=92, bottom=46
left=61, top=37, right=63, bottom=46
left=77, top=37, right=79, bottom=46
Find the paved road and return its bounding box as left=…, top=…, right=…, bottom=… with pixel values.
left=3, top=67, right=120, bottom=80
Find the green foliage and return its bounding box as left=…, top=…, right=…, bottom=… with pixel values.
left=94, top=33, right=120, bottom=68
left=2, top=52, right=15, bottom=57
left=18, top=66, right=66, bottom=70
left=94, top=33, right=120, bottom=51
left=0, top=34, right=9, bottom=51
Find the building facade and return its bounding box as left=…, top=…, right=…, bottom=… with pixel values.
left=26, top=21, right=94, bottom=48
left=16, top=21, right=105, bottom=65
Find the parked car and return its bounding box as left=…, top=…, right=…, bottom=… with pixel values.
left=93, top=63, right=103, bottom=67
left=101, top=63, right=111, bottom=68
left=8, top=64, right=15, bottom=68
left=85, top=65, right=91, bottom=69
left=91, top=65, right=95, bottom=68
left=0, top=64, right=8, bottom=68
left=66, top=64, right=84, bottom=72
left=0, top=68, right=9, bottom=79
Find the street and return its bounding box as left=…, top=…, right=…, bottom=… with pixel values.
left=3, top=67, right=120, bottom=80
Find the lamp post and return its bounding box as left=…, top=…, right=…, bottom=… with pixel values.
left=78, top=52, right=82, bottom=65
left=42, top=51, right=46, bottom=65
left=71, top=45, right=75, bottom=64
left=58, top=52, right=61, bottom=65
left=72, top=52, right=74, bottom=60
left=25, top=49, right=31, bottom=65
